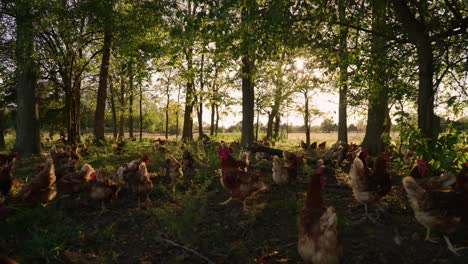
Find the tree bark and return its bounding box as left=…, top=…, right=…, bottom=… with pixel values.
left=128, top=64, right=134, bottom=139
left=182, top=47, right=194, bottom=141
left=139, top=82, right=143, bottom=141
left=304, top=92, right=311, bottom=146
left=118, top=72, right=125, bottom=140
left=165, top=83, right=170, bottom=139
left=337, top=0, right=349, bottom=144
left=109, top=74, right=118, bottom=139
left=13, top=0, right=41, bottom=154
left=176, top=83, right=181, bottom=141
left=94, top=2, right=113, bottom=141
left=273, top=113, right=280, bottom=140
left=362, top=0, right=388, bottom=155
left=197, top=53, right=205, bottom=137
left=393, top=0, right=438, bottom=141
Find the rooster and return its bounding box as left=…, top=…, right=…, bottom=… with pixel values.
left=403, top=172, right=468, bottom=255
left=410, top=160, right=428, bottom=178
left=57, top=164, right=95, bottom=194
left=298, top=168, right=342, bottom=263
left=218, top=144, right=267, bottom=210
left=90, top=168, right=118, bottom=210
left=349, top=148, right=391, bottom=223
left=15, top=158, right=57, bottom=206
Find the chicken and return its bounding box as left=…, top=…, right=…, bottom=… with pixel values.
left=182, top=149, right=195, bottom=181
left=50, top=145, right=77, bottom=165
left=15, top=158, right=57, bottom=206
left=164, top=155, right=183, bottom=181
left=271, top=151, right=300, bottom=185
left=318, top=142, right=326, bottom=149
left=90, top=168, right=118, bottom=210
left=124, top=153, right=151, bottom=174
left=298, top=168, right=342, bottom=264
left=54, top=159, right=79, bottom=182
left=456, top=162, right=468, bottom=193
left=301, top=140, right=309, bottom=151
left=218, top=144, right=267, bottom=210
left=57, top=164, right=95, bottom=194
left=0, top=160, right=15, bottom=201
left=410, top=160, right=428, bottom=178
left=128, top=162, right=153, bottom=206
left=0, top=151, right=19, bottom=166
left=349, top=148, right=391, bottom=222
left=310, top=142, right=317, bottom=150
left=403, top=173, right=468, bottom=255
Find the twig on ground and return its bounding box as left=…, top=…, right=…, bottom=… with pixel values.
left=157, top=237, right=215, bottom=264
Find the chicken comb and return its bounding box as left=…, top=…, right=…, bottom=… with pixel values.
left=360, top=147, right=369, bottom=157
left=383, top=151, right=391, bottom=159
left=14, top=151, right=20, bottom=158
left=296, top=155, right=304, bottom=165
left=464, top=161, right=468, bottom=167
left=417, top=160, right=428, bottom=167
left=91, top=172, right=97, bottom=181
left=256, top=170, right=263, bottom=177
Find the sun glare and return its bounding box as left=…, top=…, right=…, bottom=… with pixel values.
left=295, top=57, right=305, bottom=71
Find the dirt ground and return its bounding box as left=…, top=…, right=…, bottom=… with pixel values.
left=1, top=141, right=467, bottom=264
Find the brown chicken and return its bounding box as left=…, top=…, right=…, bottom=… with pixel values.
left=128, top=162, right=153, bottom=206
left=349, top=148, right=391, bottom=223
left=15, top=158, right=57, bottom=206
left=182, top=149, right=195, bottom=181
left=57, top=164, right=95, bottom=194
left=90, top=169, right=118, bottom=210
left=298, top=169, right=342, bottom=264
left=272, top=151, right=300, bottom=185
left=218, top=144, right=267, bottom=210
left=164, top=155, right=183, bottom=181
left=0, top=160, right=15, bottom=201
left=0, top=152, right=19, bottom=166
left=403, top=171, right=468, bottom=255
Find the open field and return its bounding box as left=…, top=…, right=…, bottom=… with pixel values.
left=0, top=136, right=467, bottom=264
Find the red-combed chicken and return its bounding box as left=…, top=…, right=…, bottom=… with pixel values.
left=349, top=148, right=391, bottom=222
left=128, top=162, right=153, bottom=207
left=298, top=168, right=342, bottom=264
left=124, top=153, right=151, bottom=174
left=90, top=168, right=118, bottom=210
left=0, top=152, right=19, bottom=167
left=57, top=164, right=95, bottom=194
left=410, top=160, right=428, bottom=178
left=15, top=158, right=57, bottom=206
left=403, top=172, right=468, bottom=255
left=0, top=160, right=15, bottom=200
left=218, top=144, right=267, bottom=210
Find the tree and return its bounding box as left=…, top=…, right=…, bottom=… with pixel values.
left=13, top=0, right=41, bottom=154
left=94, top=0, right=114, bottom=141
left=362, top=0, right=389, bottom=154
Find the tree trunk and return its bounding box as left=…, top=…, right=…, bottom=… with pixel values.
left=128, top=64, right=134, bottom=139
left=255, top=106, right=260, bottom=141
left=94, top=4, right=113, bottom=141
left=337, top=0, right=349, bottom=144
left=176, top=83, right=181, bottom=141
left=210, top=65, right=218, bottom=136
left=165, top=83, right=170, bottom=139
left=393, top=0, right=438, bottom=141
left=109, top=74, right=118, bottom=139
left=273, top=113, right=280, bottom=140
left=362, top=0, right=388, bottom=155
left=304, top=92, right=310, bottom=146
left=13, top=0, right=41, bottom=154
left=182, top=47, right=194, bottom=141
left=215, top=104, right=219, bottom=136
left=0, top=110, right=6, bottom=149
left=118, top=73, right=125, bottom=140
left=139, top=82, right=143, bottom=141
left=197, top=53, right=205, bottom=137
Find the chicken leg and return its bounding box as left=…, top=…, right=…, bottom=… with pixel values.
left=424, top=228, right=439, bottom=243
left=219, top=197, right=233, bottom=205
left=444, top=236, right=467, bottom=256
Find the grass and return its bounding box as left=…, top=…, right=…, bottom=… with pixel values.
left=0, top=132, right=467, bottom=263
